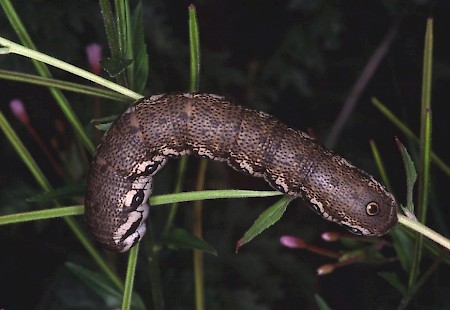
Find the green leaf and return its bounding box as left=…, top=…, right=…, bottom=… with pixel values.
left=378, top=271, right=407, bottom=296
left=66, top=262, right=146, bottom=310
left=166, top=227, right=217, bottom=255
left=236, top=196, right=293, bottom=252
left=91, top=114, right=118, bottom=133
left=95, top=121, right=114, bottom=131
left=101, top=56, right=134, bottom=77
left=391, top=226, right=414, bottom=272
left=99, top=0, right=120, bottom=62
left=26, top=182, right=85, bottom=202
left=66, top=262, right=122, bottom=304
left=130, top=1, right=148, bottom=93
left=396, top=138, right=417, bottom=215
left=315, top=294, right=332, bottom=310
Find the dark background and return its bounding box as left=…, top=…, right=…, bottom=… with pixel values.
left=0, top=0, right=449, bottom=309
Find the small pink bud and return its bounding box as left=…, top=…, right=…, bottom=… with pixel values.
left=280, top=235, right=306, bottom=249
left=86, top=43, right=102, bottom=75
left=10, top=99, right=29, bottom=125
left=317, top=264, right=335, bottom=276
left=321, top=231, right=341, bottom=242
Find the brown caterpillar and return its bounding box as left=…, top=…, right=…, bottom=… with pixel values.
left=85, top=93, right=398, bottom=252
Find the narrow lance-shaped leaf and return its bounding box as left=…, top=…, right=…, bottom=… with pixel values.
left=236, top=196, right=293, bottom=252
left=166, top=227, right=217, bottom=255
left=395, top=138, right=417, bottom=216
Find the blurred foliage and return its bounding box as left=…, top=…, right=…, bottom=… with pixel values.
left=1, top=0, right=449, bottom=309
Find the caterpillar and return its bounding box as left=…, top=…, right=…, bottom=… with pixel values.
left=85, top=93, right=398, bottom=252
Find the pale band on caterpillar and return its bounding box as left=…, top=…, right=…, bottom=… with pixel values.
left=85, top=93, right=398, bottom=252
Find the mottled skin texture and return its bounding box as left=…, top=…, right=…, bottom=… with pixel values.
left=85, top=93, right=398, bottom=252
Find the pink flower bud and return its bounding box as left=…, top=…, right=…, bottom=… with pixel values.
left=321, top=231, right=342, bottom=242
left=317, top=264, right=335, bottom=275
left=86, top=43, right=102, bottom=75
left=10, top=99, right=29, bottom=125
left=280, top=235, right=306, bottom=249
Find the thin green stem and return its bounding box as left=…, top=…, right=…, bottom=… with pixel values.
left=153, top=189, right=281, bottom=206
left=188, top=6, right=204, bottom=308
left=372, top=98, right=450, bottom=176
left=369, top=140, right=392, bottom=192
left=0, top=206, right=83, bottom=225
left=189, top=4, right=200, bottom=92
left=0, top=37, right=141, bottom=100
left=398, top=214, right=450, bottom=251
left=0, top=69, right=129, bottom=101
left=193, top=160, right=207, bottom=310
left=409, top=18, right=433, bottom=287
left=122, top=245, right=139, bottom=310
left=0, top=190, right=282, bottom=225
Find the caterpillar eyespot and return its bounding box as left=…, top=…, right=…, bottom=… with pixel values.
left=85, top=93, right=398, bottom=252
left=345, top=226, right=364, bottom=236
left=366, top=202, right=380, bottom=216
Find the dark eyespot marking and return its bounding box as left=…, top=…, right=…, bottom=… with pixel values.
left=366, top=201, right=379, bottom=216
left=309, top=203, right=322, bottom=215
left=143, top=163, right=159, bottom=176
left=345, top=225, right=363, bottom=235
left=131, top=189, right=145, bottom=208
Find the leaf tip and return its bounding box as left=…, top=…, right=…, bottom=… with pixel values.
left=235, top=239, right=243, bottom=253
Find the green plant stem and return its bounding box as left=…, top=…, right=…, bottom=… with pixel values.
left=152, top=189, right=281, bottom=205
left=369, top=140, right=392, bottom=192
left=0, top=37, right=141, bottom=100
left=0, top=206, right=83, bottom=225
left=409, top=18, right=433, bottom=287
left=0, top=69, right=129, bottom=101
left=122, top=245, right=139, bottom=310
left=398, top=214, right=450, bottom=251
left=372, top=97, right=450, bottom=177
left=193, top=160, right=207, bottom=310
left=0, top=190, right=282, bottom=226
left=189, top=4, right=200, bottom=92
left=188, top=7, right=205, bottom=309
